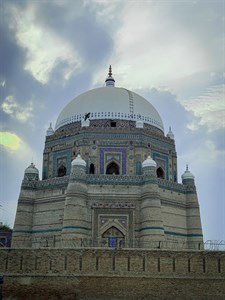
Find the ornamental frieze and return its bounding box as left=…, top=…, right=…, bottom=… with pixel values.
left=91, top=202, right=135, bottom=209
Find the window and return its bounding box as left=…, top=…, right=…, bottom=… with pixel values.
left=90, top=163, right=95, bottom=174
left=111, top=121, right=116, bottom=127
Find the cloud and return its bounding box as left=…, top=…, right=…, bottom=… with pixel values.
left=92, top=3, right=203, bottom=87
left=92, top=1, right=223, bottom=92
left=181, top=84, right=225, bottom=132
left=8, top=3, right=82, bottom=84
left=0, top=80, right=5, bottom=87
left=1, top=95, right=33, bottom=123
left=0, top=132, right=22, bottom=150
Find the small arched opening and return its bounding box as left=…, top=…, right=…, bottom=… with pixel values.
left=106, top=162, right=119, bottom=175
left=157, top=167, right=165, bottom=179
left=90, top=163, right=95, bottom=174
left=102, top=226, right=125, bottom=248
left=57, top=165, right=67, bottom=177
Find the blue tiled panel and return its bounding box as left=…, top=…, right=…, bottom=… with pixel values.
left=43, top=166, right=47, bottom=180
left=53, top=150, right=71, bottom=177
left=100, top=148, right=127, bottom=175
left=136, top=161, right=142, bottom=175
left=85, top=160, right=89, bottom=174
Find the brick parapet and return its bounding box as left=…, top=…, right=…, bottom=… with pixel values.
left=1, top=248, right=225, bottom=299
left=1, top=248, right=224, bottom=277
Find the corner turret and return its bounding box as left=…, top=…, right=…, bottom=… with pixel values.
left=46, top=123, right=54, bottom=136
left=166, top=126, right=174, bottom=140
left=182, top=165, right=195, bottom=186
left=24, top=162, right=39, bottom=181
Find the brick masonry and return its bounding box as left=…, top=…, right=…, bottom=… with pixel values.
left=0, top=248, right=225, bottom=299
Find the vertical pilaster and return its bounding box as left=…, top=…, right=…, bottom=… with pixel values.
left=140, top=157, right=165, bottom=248
left=62, top=156, right=90, bottom=246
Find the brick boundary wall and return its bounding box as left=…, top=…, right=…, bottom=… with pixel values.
left=0, top=248, right=225, bottom=300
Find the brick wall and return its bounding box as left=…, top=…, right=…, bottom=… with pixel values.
left=0, top=248, right=224, bottom=299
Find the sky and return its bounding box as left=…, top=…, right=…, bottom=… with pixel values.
left=0, top=0, right=224, bottom=243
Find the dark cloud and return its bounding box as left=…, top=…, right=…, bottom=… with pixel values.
left=0, top=21, right=25, bottom=93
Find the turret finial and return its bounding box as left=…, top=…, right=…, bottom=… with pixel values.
left=186, top=164, right=189, bottom=171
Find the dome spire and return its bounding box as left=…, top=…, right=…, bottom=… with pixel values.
left=108, top=65, right=112, bottom=76
left=105, top=65, right=115, bottom=87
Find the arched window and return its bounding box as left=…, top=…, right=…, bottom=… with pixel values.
left=90, top=163, right=95, bottom=174
left=157, top=167, right=165, bottom=179
left=57, top=165, right=67, bottom=177
left=106, top=162, right=119, bottom=175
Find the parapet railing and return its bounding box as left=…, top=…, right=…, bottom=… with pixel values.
left=10, top=237, right=225, bottom=251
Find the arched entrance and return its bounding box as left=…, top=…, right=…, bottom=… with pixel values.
left=106, top=162, right=119, bottom=175
left=89, top=163, right=95, bottom=174
left=102, top=226, right=125, bottom=248
left=157, top=167, right=165, bottom=179
left=57, top=165, right=67, bottom=177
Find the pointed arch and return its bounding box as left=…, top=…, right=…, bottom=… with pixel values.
left=57, top=165, right=67, bottom=177
left=106, top=161, right=119, bottom=175
left=102, top=226, right=124, bottom=238
left=102, top=226, right=125, bottom=248
left=157, top=167, right=165, bottom=179
left=90, top=163, right=95, bottom=174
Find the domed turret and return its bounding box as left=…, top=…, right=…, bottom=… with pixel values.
left=71, top=154, right=86, bottom=167
left=182, top=165, right=195, bottom=185
left=46, top=123, right=54, bottom=136
left=71, top=154, right=86, bottom=178
left=167, top=126, right=174, bottom=140
left=24, top=162, right=39, bottom=181
left=142, top=154, right=157, bottom=177
left=142, top=155, right=157, bottom=168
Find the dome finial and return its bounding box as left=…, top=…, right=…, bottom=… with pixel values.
left=105, top=65, right=115, bottom=87
left=108, top=65, right=112, bottom=76
left=186, top=164, right=189, bottom=171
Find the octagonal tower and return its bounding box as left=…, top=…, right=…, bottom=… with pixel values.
left=12, top=67, right=203, bottom=249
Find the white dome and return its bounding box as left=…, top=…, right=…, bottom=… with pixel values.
left=181, top=165, right=195, bottom=180
left=25, top=163, right=39, bottom=174
left=55, top=87, right=164, bottom=132
left=71, top=154, right=86, bottom=167
left=142, top=155, right=157, bottom=168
